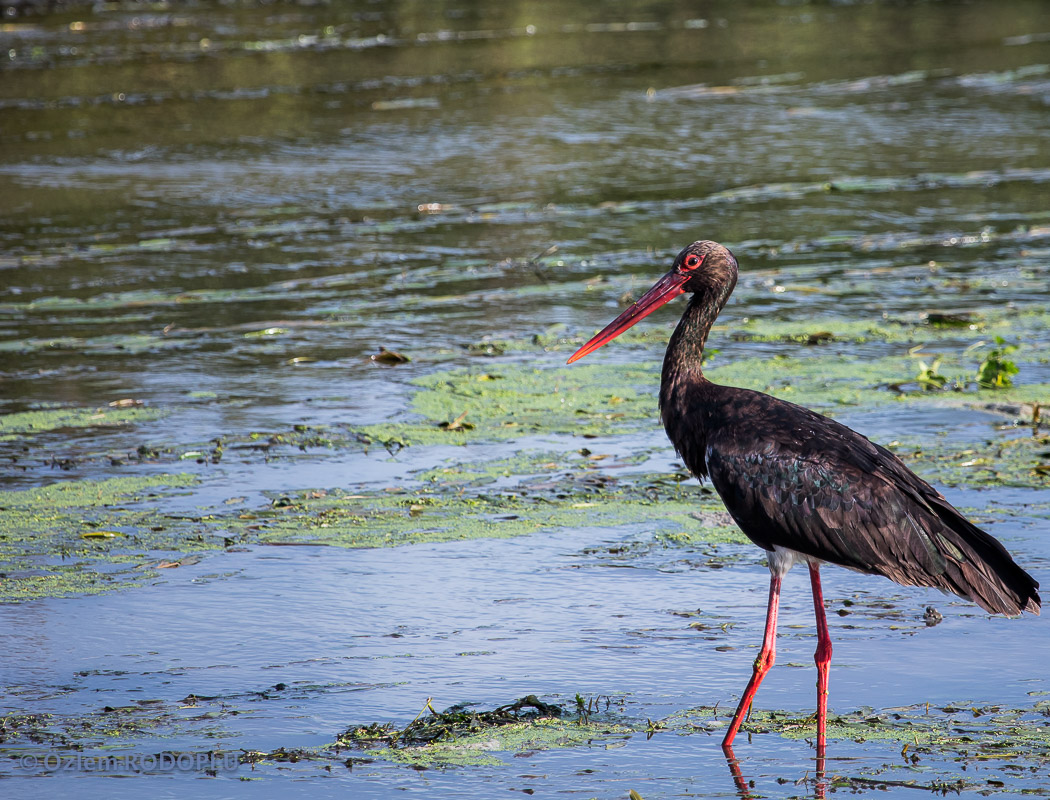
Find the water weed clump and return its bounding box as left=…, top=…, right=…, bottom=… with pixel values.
left=976, top=337, right=1020, bottom=389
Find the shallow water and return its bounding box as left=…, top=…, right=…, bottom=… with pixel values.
left=2, top=1, right=1050, bottom=797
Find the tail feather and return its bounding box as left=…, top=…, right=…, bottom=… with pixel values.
left=928, top=495, right=1041, bottom=617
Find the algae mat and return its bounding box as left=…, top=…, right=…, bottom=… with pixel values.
left=3, top=307, right=1050, bottom=602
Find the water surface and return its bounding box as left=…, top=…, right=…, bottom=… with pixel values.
left=2, top=1, right=1050, bottom=797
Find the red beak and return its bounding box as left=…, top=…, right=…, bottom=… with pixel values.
left=567, top=269, right=689, bottom=364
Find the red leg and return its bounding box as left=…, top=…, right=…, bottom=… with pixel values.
left=723, top=573, right=782, bottom=749
left=808, top=562, right=832, bottom=765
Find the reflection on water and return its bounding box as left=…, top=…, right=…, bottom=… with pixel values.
left=2, top=1, right=1049, bottom=796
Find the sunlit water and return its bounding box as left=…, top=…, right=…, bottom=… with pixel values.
left=2, top=1, right=1050, bottom=797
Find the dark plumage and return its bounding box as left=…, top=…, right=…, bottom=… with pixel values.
left=568, top=239, right=1040, bottom=759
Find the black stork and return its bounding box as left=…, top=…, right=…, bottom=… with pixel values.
left=567, top=240, right=1041, bottom=759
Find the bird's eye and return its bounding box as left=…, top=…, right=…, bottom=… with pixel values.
left=682, top=253, right=702, bottom=270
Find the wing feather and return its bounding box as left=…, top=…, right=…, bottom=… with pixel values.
left=701, top=396, right=1040, bottom=616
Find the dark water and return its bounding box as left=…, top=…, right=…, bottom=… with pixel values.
left=2, top=1, right=1050, bottom=797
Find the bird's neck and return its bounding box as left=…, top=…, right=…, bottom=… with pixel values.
left=660, top=287, right=725, bottom=401
left=658, top=286, right=731, bottom=477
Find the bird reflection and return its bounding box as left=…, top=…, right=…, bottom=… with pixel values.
left=723, top=743, right=827, bottom=800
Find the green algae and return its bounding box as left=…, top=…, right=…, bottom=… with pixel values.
left=0, top=473, right=197, bottom=511
left=885, top=430, right=1050, bottom=489
left=0, top=405, right=164, bottom=435
left=0, top=440, right=745, bottom=601
left=6, top=694, right=631, bottom=775
left=455, top=298, right=1050, bottom=417
left=337, top=696, right=633, bottom=768
left=346, top=344, right=1050, bottom=475
left=414, top=447, right=654, bottom=489
left=2, top=327, right=1045, bottom=606
left=3, top=297, right=1048, bottom=603
left=665, top=698, right=1050, bottom=795
left=0, top=566, right=148, bottom=604
left=354, top=362, right=658, bottom=447
left=0, top=442, right=748, bottom=602
left=709, top=352, right=1050, bottom=415
left=354, top=332, right=1048, bottom=450
left=0, top=473, right=208, bottom=602
left=4, top=346, right=1043, bottom=605
left=0, top=334, right=187, bottom=356
left=480, top=297, right=1050, bottom=360
left=253, top=463, right=742, bottom=549
left=672, top=700, right=1050, bottom=764
left=364, top=717, right=630, bottom=768
left=0, top=698, right=238, bottom=773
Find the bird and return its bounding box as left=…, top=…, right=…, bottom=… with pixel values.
left=567, top=240, right=1041, bottom=760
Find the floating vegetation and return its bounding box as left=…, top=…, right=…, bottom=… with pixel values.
left=1, top=317, right=1047, bottom=601
left=253, top=462, right=741, bottom=550
left=665, top=695, right=1050, bottom=796
left=0, top=333, right=190, bottom=357
left=0, top=698, right=234, bottom=755
left=0, top=446, right=745, bottom=600
left=342, top=695, right=563, bottom=747
left=0, top=473, right=208, bottom=602
left=672, top=699, right=1050, bottom=766
left=883, top=429, right=1050, bottom=488
left=337, top=695, right=632, bottom=768
left=353, top=362, right=658, bottom=446
left=0, top=405, right=163, bottom=436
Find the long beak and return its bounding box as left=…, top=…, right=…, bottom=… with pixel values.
left=567, top=270, right=689, bottom=364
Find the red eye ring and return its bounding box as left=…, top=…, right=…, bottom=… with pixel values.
left=683, top=253, right=702, bottom=270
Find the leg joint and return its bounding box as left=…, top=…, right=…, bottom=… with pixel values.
left=814, top=640, right=832, bottom=666
left=754, top=650, right=776, bottom=673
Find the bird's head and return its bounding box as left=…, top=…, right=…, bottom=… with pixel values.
left=567, top=240, right=737, bottom=364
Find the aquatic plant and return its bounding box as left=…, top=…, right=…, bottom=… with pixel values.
left=914, top=357, right=948, bottom=390
left=976, top=337, right=1020, bottom=389
left=336, top=695, right=630, bottom=767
